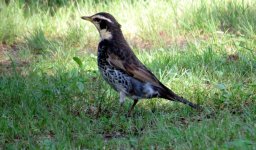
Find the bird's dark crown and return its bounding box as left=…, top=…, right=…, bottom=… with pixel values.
left=82, top=12, right=131, bottom=52
left=82, top=12, right=121, bottom=30
left=82, top=12, right=124, bottom=41
left=93, top=12, right=121, bottom=28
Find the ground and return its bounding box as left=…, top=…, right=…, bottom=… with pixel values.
left=0, top=0, right=255, bottom=149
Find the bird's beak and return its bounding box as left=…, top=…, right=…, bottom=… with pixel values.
left=81, top=16, right=92, bottom=22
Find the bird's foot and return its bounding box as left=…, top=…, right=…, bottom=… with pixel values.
left=117, top=103, right=125, bottom=117
left=125, top=111, right=132, bottom=118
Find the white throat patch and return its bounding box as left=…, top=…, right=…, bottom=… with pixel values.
left=99, top=29, right=112, bottom=40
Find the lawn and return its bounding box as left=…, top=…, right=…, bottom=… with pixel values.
left=0, top=0, right=255, bottom=149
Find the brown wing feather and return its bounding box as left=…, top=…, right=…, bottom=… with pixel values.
left=107, top=53, right=126, bottom=70
left=107, top=53, right=161, bottom=87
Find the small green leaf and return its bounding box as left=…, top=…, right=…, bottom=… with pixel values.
left=216, top=83, right=226, bottom=90
left=216, top=71, right=223, bottom=77
left=77, top=82, right=84, bottom=92
left=73, top=57, right=83, bottom=68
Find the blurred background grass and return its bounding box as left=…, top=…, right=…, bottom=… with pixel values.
left=0, top=0, right=255, bottom=149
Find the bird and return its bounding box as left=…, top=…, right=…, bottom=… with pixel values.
left=81, top=12, right=200, bottom=116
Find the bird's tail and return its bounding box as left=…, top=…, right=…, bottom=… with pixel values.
left=156, top=84, right=200, bottom=109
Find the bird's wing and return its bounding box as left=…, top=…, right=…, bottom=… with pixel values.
left=107, top=53, right=161, bottom=87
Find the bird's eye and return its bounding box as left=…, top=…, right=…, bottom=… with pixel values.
left=93, top=18, right=101, bottom=22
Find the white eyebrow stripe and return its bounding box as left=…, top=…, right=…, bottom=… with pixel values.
left=92, top=15, right=113, bottom=23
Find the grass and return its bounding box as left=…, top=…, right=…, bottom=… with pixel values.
left=0, top=0, right=256, bottom=149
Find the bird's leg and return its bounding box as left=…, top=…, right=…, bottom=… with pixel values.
left=127, top=99, right=138, bottom=117
left=119, top=92, right=126, bottom=113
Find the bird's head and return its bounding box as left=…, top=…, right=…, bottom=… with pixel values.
left=81, top=12, right=122, bottom=41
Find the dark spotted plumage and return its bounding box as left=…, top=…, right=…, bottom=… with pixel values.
left=98, top=40, right=158, bottom=100
left=81, top=12, right=200, bottom=116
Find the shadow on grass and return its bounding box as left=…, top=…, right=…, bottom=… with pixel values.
left=0, top=26, right=255, bottom=148
left=1, top=43, right=255, bottom=148
left=1, top=44, right=254, bottom=118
